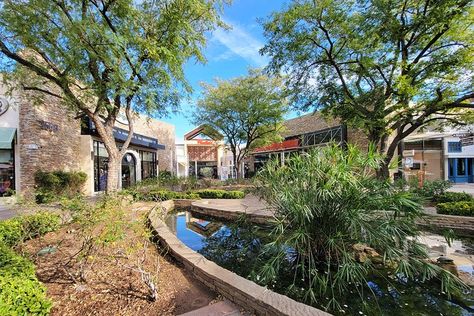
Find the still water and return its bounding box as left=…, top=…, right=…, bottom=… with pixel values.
left=165, top=211, right=474, bottom=316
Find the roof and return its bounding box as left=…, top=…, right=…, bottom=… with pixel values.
left=184, top=125, right=223, bottom=141
left=0, top=127, right=16, bottom=149
left=282, top=113, right=340, bottom=138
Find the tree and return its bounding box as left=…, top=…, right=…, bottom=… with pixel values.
left=262, top=0, right=474, bottom=178
left=194, top=69, right=287, bottom=178
left=0, top=0, right=225, bottom=192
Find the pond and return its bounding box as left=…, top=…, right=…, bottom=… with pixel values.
left=165, top=210, right=474, bottom=316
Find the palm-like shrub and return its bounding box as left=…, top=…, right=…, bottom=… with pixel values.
left=254, top=144, right=465, bottom=311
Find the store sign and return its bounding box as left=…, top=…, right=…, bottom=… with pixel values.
left=0, top=97, right=9, bottom=117
left=404, top=157, right=414, bottom=168
left=39, top=120, right=59, bottom=132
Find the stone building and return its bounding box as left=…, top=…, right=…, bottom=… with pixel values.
left=249, top=113, right=367, bottom=172
left=0, top=83, right=175, bottom=197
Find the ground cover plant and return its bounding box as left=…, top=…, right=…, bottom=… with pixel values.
left=0, top=212, right=61, bottom=315
left=254, top=144, right=468, bottom=314
left=434, top=192, right=473, bottom=203
left=437, top=201, right=474, bottom=217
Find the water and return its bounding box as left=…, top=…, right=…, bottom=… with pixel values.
left=165, top=211, right=474, bottom=316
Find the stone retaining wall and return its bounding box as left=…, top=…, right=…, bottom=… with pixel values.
left=148, top=200, right=330, bottom=316
left=191, top=204, right=270, bottom=224
left=417, top=214, right=474, bottom=237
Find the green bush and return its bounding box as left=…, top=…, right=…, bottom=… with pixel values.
left=195, top=189, right=245, bottom=199
left=0, top=212, right=59, bottom=316
left=140, top=190, right=200, bottom=201
left=0, top=273, right=51, bottom=315
left=35, top=170, right=87, bottom=203
left=412, top=179, right=452, bottom=200
left=0, top=212, right=61, bottom=247
left=434, top=192, right=473, bottom=203
left=436, top=201, right=474, bottom=216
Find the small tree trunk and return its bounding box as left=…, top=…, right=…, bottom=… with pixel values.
left=376, top=159, right=391, bottom=180
left=106, top=153, right=121, bottom=193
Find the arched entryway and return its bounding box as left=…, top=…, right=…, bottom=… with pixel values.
left=122, top=153, right=136, bottom=188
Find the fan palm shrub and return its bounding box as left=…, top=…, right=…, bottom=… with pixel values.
left=254, top=144, right=466, bottom=312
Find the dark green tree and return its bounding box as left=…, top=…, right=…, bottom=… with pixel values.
left=262, top=0, right=474, bottom=178
left=0, top=0, right=225, bottom=192
left=194, top=69, right=288, bottom=178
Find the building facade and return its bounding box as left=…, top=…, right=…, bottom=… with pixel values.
left=250, top=113, right=367, bottom=172
left=403, top=129, right=474, bottom=183
left=0, top=83, right=175, bottom=197
left=176, top=126, right=243, bottom=180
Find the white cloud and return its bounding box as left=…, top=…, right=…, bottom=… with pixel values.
left=212, top=20, right=268, bottom=67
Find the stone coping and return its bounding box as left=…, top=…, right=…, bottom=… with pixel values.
left=148, top=200, right=330, bottom=316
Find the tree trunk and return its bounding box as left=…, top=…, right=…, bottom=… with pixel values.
left=376, top=159, right=391, bottom=180
left=375, top=135, right=401, bottom=181
left=106, top=153, right=121, bottom=193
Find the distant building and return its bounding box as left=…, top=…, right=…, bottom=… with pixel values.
left=249, top=113, right=367, bottom=172
left=176, top=125, right=243, bottom=179
left=403, top=128, right=474, bottom=183
left=0, top=81, right=175, bottom=197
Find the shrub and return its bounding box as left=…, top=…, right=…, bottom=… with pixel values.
left=35, top=170, right=87, bottom=203
left=436, top=201, right=474, bottom=216
left=434, top=192, right=473, bottom=203
left=195, top=189, right=245, bottom=199
left=254, top=144, right=463, bottom=310
left=139, top=190, right=200, bottom=201
left=0, top=273, right=51, bottom=315
left=0, top=212, right=61, bottom=247
left=413, top=179, right=452, bottom=200
left=0, top=243, right=35, bottom=277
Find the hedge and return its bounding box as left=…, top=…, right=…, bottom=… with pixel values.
left=434, top=192, right=473, bottom=203
left=0, top=212, right=61, bottom=315
left=194, top=189, right=245, bottom=199
left=35, top=170, right=87, bottom=203
left=436, top=201, right=474, bottom=217
left=137, top=190, right=201, bottom=201
left=0, top=212, right=61, bottom=247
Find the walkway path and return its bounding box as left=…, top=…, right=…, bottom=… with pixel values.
left=448, top=183, right=474, bottom=195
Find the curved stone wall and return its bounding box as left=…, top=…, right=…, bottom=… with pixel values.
left=148, top=200, right=330, bottom=316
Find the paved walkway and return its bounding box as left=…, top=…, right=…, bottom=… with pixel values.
left=448, top=183, right=474, bottom=195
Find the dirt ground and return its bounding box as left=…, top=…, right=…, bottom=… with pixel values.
left=20, top=202, right=217, bottom=316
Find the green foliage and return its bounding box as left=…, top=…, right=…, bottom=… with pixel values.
left=262, top=0, right=474, bottom=176
left=0, top=212, right=61, bottom=247
left=434, top=192, right=473, bottom=203
left=0, top=212, right=59, bottom=316
left=413, top=180, right=452, bottom=200
left=254, top=144, right=465, bottom=311
left=195, top=189, right=245, bottom=199
left=437, top=201, right=474, bottom=216
left=195, top=68, right=288, bottom=178
left=135, top=190, right=200, bottom=201
left=34, top=170, right=87, bottom=203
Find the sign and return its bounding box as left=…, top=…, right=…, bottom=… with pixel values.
left=38, top=120, right=59, bottom=132
left=404, top=157, right=414, bottom=168
left=0, top=97, right=9, bottom=117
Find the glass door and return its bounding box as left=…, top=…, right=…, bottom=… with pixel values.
left=122, top=153, right=136, bottom=188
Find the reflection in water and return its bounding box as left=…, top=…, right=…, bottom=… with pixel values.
left=165, top=211, right=474, bottom=316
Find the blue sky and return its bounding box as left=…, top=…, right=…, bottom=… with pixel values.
left=162, top=0, right=292, bottom=143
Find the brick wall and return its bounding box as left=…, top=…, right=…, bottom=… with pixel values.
left=188, top=145, right=218, bottom=162
left=18, top=95, right=82, bottom=195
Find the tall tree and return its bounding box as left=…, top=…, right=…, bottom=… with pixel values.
left=0, top=0, right=225, bottom=192
left=194, top=69, right=287, bottom=178
left=262, top=0, right=474, bottom=178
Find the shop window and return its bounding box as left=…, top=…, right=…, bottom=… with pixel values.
left=93, top=141, right=109, bottom=192
left=410, top=163, right=421, bottom=170
left=457, top=158, right=466, bottom=175
left=140, top=150, right=157, bottom=180
left=448, top=141, right=462, bottom=153
left=0, top=149, right=14, bottom=196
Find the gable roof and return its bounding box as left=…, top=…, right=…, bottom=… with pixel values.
left=282, top=113, right=341, bottom=138
left=184, top=125, right=223, bottom=141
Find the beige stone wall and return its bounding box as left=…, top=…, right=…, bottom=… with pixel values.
left=129, top=114, right=175, bottom=173
left=18, top=95, right=83, bottom=195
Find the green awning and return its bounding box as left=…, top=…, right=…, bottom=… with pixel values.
left=0, top=127, right=16, bottom=149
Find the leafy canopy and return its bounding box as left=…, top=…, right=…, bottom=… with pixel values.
left=194, top=69, right=288, bottom=170
left=0, top=0, right=226, bottom=118
left=262, top=0, right=473, bottom=170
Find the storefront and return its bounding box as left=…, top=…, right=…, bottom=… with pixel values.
left=0, top=128, right=16, bottom=196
